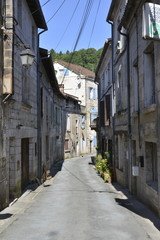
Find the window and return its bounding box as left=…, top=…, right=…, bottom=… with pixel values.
left=59, top=68, right=69, bottom=76
left=117, top=135, right=123, bottom=171
left=100, top=101, right=105, bottom=126
left=107, top=63, right=111, bottom=86
left=145, top=142, right=158, bottom=188
left=144, top=44, right=155, bottom=107
left=76, top=120, right=78, bottom=134
left=88, top=87, right=97, bottom=99
left=90, top=113, right=97, bottom=125
left=81, top=134, right=85, bottom=150
left=93, top=136, right=97, bottom=147
left=64, top=68, right=69, bottom=76
left=66, top=115, right=71, bottom=131
left=90, top=108, right=97, bottom=125
left=116, top=66, right=122, bottom=111
left=133, top=60, right=138, bottom=112
left=105, top=95, right=111, bottom=125
left=59, top=69, right=64, bottom=76
left=81, top=115, right=85, bottom=129
left=56, top=107, right=61, bottom=124
left=65, top=139, right=69, bottom=151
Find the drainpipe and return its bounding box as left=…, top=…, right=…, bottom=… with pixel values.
left=118, top=27, right=132, bottom=192
left=107, top=20, right=116, bottom=181
left=37, top=29, right=47, bottom=180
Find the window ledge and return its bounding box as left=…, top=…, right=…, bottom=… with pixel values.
left=142, top=104, right=156, bottom=115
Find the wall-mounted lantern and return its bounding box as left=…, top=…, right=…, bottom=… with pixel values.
left=20, top=48, right=35, bottom=67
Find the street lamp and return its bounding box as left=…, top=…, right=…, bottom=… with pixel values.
left=20, top=48, right=35, bottom=67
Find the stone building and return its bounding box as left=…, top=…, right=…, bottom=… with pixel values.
left=0, top=0, right=6, bottom=210
left=54, top=60, right=98, bottom=157
left=40, top=48, right=80, bottom=172
left=100, top=0, right=160, bottom=215
left=0, top=0, right=47, bottom=208
left=0, top=0, right=81, bottom=211
left=95, top=39, right=113, bottom=159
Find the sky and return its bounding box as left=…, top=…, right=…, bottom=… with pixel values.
left=39, top=0, right=112, bottom=53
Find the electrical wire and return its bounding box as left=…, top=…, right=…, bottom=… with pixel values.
left=32, top=0, right=53, bottom=15
left=87, top=0, right=101, bottom=49
left=55, top=0, right=81, bottom=51
left=60, top=0, right=94, bottom=84
left=47, top=0, right=66, bottom=24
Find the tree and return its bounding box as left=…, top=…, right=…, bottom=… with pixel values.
left=50, top=47, right=103, bottom=72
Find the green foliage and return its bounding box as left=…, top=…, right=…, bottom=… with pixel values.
left=95, top=153, right=112, bottom=182
left=50, top=47, right=103, bottom=72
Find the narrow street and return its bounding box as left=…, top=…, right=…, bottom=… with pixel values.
left=0, top=155, right=160, bottom=240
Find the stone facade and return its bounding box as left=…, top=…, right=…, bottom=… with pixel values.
left=54, top=61, right=98, bottom=157
left=39, top=49, right=80, bottom=172
left=0, top=0, right=44, bottom=209
left=96, top=0, right=160, bottom=216
left=0, top=0, right=82, bottom=210
left=95, top=39, right=113, bottom=166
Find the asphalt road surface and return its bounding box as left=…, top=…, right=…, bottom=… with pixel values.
left=0, top=155, right=160, bottom=240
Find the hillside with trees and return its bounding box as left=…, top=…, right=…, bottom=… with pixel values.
left=50, top=48, right=102, bottom=72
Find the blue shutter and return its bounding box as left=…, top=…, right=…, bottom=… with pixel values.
left=88, top=87, right=91, bottom=99
left=93, top=136, right=97, bottom=147
left=93, top=88, right=97, bottom=99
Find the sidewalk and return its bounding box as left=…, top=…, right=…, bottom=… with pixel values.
left=110, top=182, right=160, bottom=232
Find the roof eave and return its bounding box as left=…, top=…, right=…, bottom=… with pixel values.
left=40, top=48, right=64, bottom=97
left=26, top=0, right=48, bottom=30
left=106, top=0, right=120, bottom=22
left=95, top=39, right=112, bottom=77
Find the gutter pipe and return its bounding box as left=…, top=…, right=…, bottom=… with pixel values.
left=118, top=27, right=132, bottom=192
left=107, top=19, right=116, bottom=181
left=37, top=29, right=47, bottom=180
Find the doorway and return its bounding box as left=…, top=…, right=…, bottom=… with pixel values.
left=21, top=138, right=29, bottom=190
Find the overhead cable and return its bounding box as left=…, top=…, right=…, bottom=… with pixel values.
left=32, top=0, right=53, bottom=15
left=55, top=0, right=81, bottom=51
left=61, top=0, right=94, bottom=84
left=88, top=0, right=101, bottom=48
left=47, top=0, right=66, bottom=24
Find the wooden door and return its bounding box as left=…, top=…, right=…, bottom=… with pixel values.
left=21, top=138, right=29, bottom=190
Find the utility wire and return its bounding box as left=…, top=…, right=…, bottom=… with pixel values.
left=55, top=0, right=81, bottom=51
left=47, top=0, right=66, bottom=24
left=60, top=0, right=94, bottom=84
left=88, top=0, right=101, bottom=48
left=32, top=0, right=53, bottom=15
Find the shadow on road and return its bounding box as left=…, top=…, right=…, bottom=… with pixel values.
left=0, top=213, right=13, bottom=220
left=50, top=160, right=64, bottom=177
left=113, top=183, right=160, bottom=231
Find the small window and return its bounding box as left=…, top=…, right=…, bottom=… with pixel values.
left=56, top=107, right=61, bottom=124
left=67, top=115, right=70, bottom=131
left=65, top=139, right=69, bottom=150
left=88, top=87, right=97, bottom=99
left=64, top=68, right=69, bottom=76
left=144, top=43, right=155, bottom=107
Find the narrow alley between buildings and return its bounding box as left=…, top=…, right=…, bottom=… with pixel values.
left=0, top=155, right=160, bottom=240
